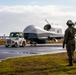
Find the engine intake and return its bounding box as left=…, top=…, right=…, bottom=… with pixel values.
left=44, top=24, right=51, bottom=31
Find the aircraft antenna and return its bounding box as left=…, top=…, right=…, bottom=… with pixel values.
left=45, top=19, right=49, bottom=24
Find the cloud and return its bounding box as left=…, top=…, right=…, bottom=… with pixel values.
left=0, top=5, right=76, bottom=35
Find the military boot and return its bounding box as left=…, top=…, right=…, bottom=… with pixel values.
left=68, top=59, right=73, bottom=66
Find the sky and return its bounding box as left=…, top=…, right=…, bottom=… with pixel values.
left=0, top=0, right=76, bottom=35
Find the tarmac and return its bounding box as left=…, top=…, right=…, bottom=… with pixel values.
left=0, top=44, right=66, bottom=62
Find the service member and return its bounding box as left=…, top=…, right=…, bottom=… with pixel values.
left=63, top=20, right=76, bottom=66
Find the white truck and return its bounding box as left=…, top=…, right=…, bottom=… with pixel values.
left=5, top=32, right=26, bottom=47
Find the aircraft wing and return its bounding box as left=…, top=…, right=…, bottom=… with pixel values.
left=48, top=34, right=64, bottom=39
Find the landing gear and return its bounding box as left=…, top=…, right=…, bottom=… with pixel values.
left=53, top=38, right=58, bottom=42
left=30, top=41, right=37, bottom=46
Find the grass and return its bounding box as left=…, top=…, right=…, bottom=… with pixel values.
left=0, top=52, right=76, bottom=75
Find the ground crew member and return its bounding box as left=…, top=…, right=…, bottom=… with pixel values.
left=63, top=20, right=76, bottom=66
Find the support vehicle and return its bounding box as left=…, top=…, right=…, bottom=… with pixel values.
left=5, top=32, right=26, bottom=47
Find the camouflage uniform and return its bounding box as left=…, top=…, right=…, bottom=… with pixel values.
left=63, top=26, right=76, bottom=66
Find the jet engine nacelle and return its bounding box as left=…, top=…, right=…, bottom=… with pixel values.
left=44, top=24, right=51, bottom=31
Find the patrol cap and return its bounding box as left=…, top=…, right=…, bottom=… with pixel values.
left=66, top=20, right=74, bottom=26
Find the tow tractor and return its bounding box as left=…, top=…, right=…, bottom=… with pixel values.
left=5, top=32, right=26, bottom=47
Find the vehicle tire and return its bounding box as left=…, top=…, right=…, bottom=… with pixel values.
left=11, top=45, right=14, bottom=47
left=15, top=42, right=18, bottom=47
left=5, top=45, right=9, bottom=48
left=34, top=43, right=37, bottom=46
left=22, top=41, right=26, bottom=47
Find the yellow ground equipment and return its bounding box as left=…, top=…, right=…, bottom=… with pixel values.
left=0, top=39, right=5, bottom=45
